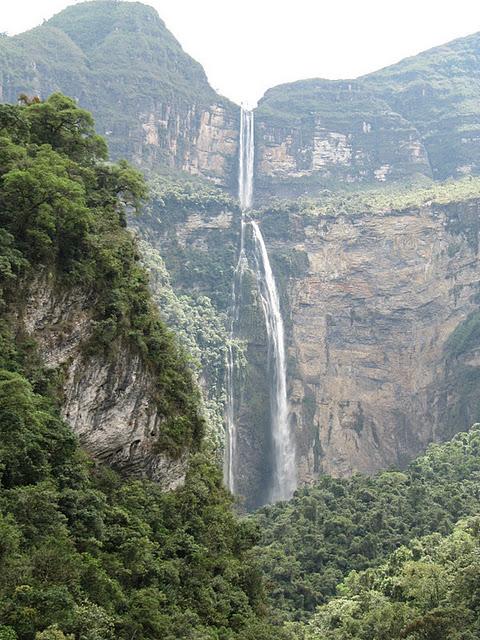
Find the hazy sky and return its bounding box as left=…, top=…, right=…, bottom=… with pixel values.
left=3, top=0, right=480, bottom=106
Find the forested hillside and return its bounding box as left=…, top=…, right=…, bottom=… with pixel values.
left=252, top=427, right=480, bottom=622
left=2, top=2, right=480, bottom=637
left=0, top=94, right=282, bottom=640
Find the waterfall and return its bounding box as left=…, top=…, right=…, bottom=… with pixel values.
left=238, top=108, right=254, bottom=210
left=225, top=106, right=295, bottom=502
left=251, top=221, right=296, bottom=502
left=224, top=108, right=253, bottom=491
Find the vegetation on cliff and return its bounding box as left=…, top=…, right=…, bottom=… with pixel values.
left=363, top=30, right=480, bottom=180
left=260, top=176, right=480, bottom=219
left=138, top=175, right=240, bottom=311
left=0, top=335, right=275, bottom=640
left=0, top=92, right=205, bottom=455
left=0, top=94, right=287, bottom=640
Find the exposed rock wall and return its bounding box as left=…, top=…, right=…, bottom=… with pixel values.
left=260, top=199, right=480, bottom=484
left=19, top=274, right=188, bottom=489
left=138, top=185, right=480, bottom=504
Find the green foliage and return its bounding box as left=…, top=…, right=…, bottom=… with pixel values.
left=0, top=93, right=204, bottom=455
left=261, top=176, right=480, bottom=219
left=251, top=427, right=480, bottom=622
left=299, top=517, right=480, bottom=639
left=148, top=174, right=236, bottom=215
left=0, top=347, right=274, bottom=639
left=0, top=92, right=284, bottom=639
left=446, top=311, right=480, bottom=357
left=137, top=238, right=244, bottom=455
left=135, top=174, right=240, bottom=312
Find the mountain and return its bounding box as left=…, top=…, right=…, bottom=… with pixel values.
left=2, top=0, right=480, bottom=507
left=3, top=4, right=480, bottom=197
left=2, top=5, right=480, bottom=639
left=254, top=31, right=480, bottom=197
left=254, top=78, right=432, bottom=198
left=364, top=31, right=480, bottom=180
left=0, top=0, right=239, bottom=187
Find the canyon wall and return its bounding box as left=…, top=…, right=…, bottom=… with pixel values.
left=15, top=273, right=196, bottom=490
left=136, top=184, right=480, bottom=506
left=259, top=198, right=480, bottom=484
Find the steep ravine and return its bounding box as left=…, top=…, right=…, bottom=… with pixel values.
left=136, top=176, right=480, bottom=505
left=6, top=1, right=480, bottom=506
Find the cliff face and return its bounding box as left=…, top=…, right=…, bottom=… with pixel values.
left=18, top=274, right=188, bottom=489
left=136, top=178, right=480, bottom=505
left=254, top=80, right=432, bottom=199
left=253, top=32, right=480, bottom=200
left=0, top=1, right=239, bottom=188
left=259, top=198, right=480, bottom=483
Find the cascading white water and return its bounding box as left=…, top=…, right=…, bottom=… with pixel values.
left=238, top=108, right=254, bottom=210
left=225, top=106, right=295, bottom=502
left=224, top=108, right=253, bottom=491
left=251, top=221, right=296, bottom=502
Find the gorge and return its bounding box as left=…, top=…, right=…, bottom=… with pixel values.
left=2, top=2, right=480, bottom=638
left=226, top=107, right=296, bottom=502
left=3, top=0, right=479, bottom=508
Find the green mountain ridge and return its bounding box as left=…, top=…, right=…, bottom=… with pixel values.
left=0, top=1, right=238, bottom=187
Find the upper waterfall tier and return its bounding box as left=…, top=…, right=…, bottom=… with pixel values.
left=238, top=109, right=255, bottom=210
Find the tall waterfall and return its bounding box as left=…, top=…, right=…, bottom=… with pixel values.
left=251, top=222, right=296, bottom=502
left=225, top=106, right=295, bottom=502
left=224, top=108, right=253, bottom=491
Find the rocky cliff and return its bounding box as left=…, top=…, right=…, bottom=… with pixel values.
left=135, top=175, right=480, bottom=506
left=253, top=32, right=480, bottom=199
left=0, top=94, right=205, bottom=493
left=258, top=192, right=480, bottom=485
left=18, top=274, right=189, bottom=489
left=254, top=79, right=432, bottom=199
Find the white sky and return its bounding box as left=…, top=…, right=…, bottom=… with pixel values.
left=3, top=0, right=480, bottom=106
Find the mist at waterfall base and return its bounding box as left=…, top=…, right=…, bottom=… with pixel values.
left=224, top=107, right=296, bottom=505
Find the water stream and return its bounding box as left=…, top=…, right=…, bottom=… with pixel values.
left=251, top=221, right=296, bottom=501
left=224, top=106, right=295, bottom=502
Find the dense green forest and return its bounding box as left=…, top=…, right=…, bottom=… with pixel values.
left=294, top=515, right=480, bottom=639
left=252, top=427, right=480, bottom=623
left=1, top=94, right=480, bottom=640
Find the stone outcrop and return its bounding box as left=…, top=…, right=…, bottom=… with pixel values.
left=259, top=198, right=480, bottom=484
left=19, top=274, right=188, bottom=490
left=136, top=103, right=238, bottom=186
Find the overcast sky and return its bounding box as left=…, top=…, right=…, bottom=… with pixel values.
left=3, top=0, right=480, bottom=106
